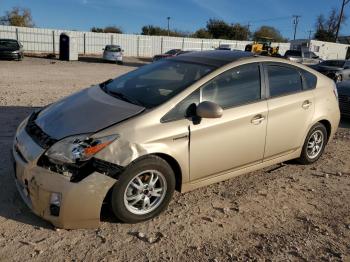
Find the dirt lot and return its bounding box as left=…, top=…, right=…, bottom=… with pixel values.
left=0, top=56, right=350, bottom=262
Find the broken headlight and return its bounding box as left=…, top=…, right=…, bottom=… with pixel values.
left=45, top=134, right=118, bottom=164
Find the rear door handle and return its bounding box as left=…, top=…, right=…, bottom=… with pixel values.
left=302, top=100, right=312, bottom=109
left=251, top=114, right=265, bottom=125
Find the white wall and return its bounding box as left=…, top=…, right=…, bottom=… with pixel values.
left=0, top=25, right=294, bottom=57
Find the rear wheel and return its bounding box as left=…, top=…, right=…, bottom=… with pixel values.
left=298, top=123, right=328, bottom=164
left=111, top=156, right=175, bottom=223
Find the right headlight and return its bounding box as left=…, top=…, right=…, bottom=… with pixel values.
left=45, top=134, right=118, bottom=164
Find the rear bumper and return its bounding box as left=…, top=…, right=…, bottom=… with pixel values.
left=12, top=128, right=116, bottom=229
left=0, top=52, right=21, bottom=60
left=103, top=55, right=123, bottom=62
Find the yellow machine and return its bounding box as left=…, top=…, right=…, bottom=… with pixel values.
left=245, top=37, right=280, bottom=57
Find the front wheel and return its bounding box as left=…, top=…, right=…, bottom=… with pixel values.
left=298, top=123, right=328, bottom=164
left=111, top=156, right=175, bottom=223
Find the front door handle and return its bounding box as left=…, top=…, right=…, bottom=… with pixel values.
left=302, top=100, right=312, bottom=109
left=251, top=114, right=265, bottom=125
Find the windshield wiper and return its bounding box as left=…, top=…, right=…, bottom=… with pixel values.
left=99, top=79, right=144, bottom=107
left=109, top=91, right=144, bottom=107
left=99, top=79, right=113, bottom=91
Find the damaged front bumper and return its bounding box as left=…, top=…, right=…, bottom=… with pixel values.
left=12, top=123, right=117, bottom=229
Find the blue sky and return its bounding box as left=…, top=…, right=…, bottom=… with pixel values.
left=0, top=0, right=349, bottom=39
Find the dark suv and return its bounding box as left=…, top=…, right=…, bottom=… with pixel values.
left=311, top=60, right=350, bottom=82
left=0, top=39, right=24, bottom=61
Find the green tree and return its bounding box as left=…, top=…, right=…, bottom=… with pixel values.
left=203, top=19, right=249, bottom=40
left=0, top=7, right=34, bottom=27
left=141, top=25, right=187, bottom=37
left=253, top=26, right=286, bottom=42
left=314, top=8, right=346, bottom=42
left=192, top=28, right=212, bottom=38
left=91, top=26, right=123, bottom=34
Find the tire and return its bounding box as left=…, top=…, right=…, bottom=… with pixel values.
left=111, top=155, right=175, bottom=223
left=298, top=123, right=328, bottom=164
left=17, top=54, right=23, bottom=61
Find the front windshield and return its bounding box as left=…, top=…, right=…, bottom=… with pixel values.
left=102, top=59, right=215, bottom=108
left=0, top=40, right=19, bottom=50
left=105, top=45, right=121, bottom=52
left=321, top=60, right=345, bottom=67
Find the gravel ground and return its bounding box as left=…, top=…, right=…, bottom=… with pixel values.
left=0, top=56, right=350, bottom=262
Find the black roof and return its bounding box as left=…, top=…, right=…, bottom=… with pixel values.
left=172, top=50, right=255, bottom=67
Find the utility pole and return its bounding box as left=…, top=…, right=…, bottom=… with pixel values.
left=307, top=30, right=313, bottom=40
left=292, top=15, right=301, bottom=40
left=335, top=0, right=350, bottom=42
left=167, top=17, right=171, bottom=36
left=246, top=22, right=251, bottom=40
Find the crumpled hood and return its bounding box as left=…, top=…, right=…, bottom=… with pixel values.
left=35, top=85, right=145, bottom=140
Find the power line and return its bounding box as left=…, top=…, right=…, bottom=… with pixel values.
left=243, top=15, right=292, bottom=24
left=292, top=15, right=301, bottom=40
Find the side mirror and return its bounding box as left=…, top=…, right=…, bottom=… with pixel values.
left=102, top=48, right=105, bottom=50
left=313, top=56, right=319, bottom=59
left=196, top=101, right=223, bottom=119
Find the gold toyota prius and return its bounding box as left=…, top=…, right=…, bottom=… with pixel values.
left=13, top=51, right=340, bottom=229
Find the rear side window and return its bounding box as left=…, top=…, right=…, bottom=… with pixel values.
left=201, top=63, right=261, bottom=109
left=301, top=69, right=317, bottom=90
left=267, top=65, right=302, bottom=97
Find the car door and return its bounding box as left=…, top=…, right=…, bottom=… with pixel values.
left=263, top=63, right=315, bottom=160
left=189, top=63, right=268, bottom=181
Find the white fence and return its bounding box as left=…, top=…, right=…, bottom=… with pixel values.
left=0, top=25, right=291, bottom=57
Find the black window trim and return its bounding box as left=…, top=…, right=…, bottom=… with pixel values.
left=161, top=62, right=266, bottom=123
left=263, top=62, right=314, bottom=99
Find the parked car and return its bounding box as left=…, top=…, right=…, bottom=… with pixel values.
left=152, top=49, right=182, bottom=61
left=13, top=50, right=340, bottom=229
left=0, top=38, right=24, bottom=61
left=337, top=80, right=350, bottom=117
left=284, top=49, right=322, bottom=65
left=311, top=60, right=350, bottom=82
left=103, top=45, right=123, bottom=64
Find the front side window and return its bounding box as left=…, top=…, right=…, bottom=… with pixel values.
left=201, top=63, right=261, bottom=109
left=267, top=65, right=303, bottom=97
left=161, top=90, right=200, bottom=122
left=102, top=60, right=214, bottom=108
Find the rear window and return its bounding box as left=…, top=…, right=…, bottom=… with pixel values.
left=285, top=50, right=301, bottom=57
left=105, top=45, right=121, bottom=52
left=0, top=39, right=19, bottom=49
left=267, top=65, right=303, bottom=97
left=301, top=70, right=317, bottom=90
